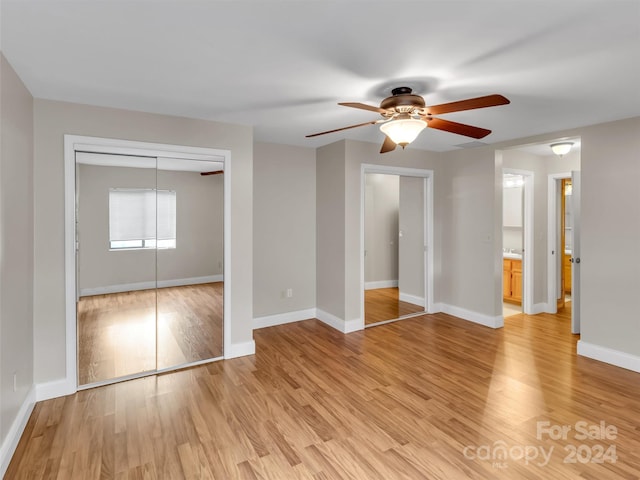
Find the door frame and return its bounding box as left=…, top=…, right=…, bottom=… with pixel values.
left=547, top=172, right=571, bottom=313
left=64, top=135, right=231, bottom=391
left=502, top=168, right=534, bottom=314
left=360, top=164, right=434, bottom=325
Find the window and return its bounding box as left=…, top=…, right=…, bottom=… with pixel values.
left=109, top=188, right=176, bottom=250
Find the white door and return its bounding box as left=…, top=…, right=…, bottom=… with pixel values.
left=570, top=171, right=581, bottom=334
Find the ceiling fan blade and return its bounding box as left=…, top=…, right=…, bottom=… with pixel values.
left=426, top=94, right=510, bottom=115
left=200, top=170, right=223, bottom=176
left=306, top=120, right=379, bottom=138
left=426, top=117, right=491, bottom=139
left=338, top=102, right=388, bottom=114
left=380, top=135, right=397, bottom=153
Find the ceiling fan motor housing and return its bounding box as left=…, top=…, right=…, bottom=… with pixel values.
left=380, top=87, right=426, bottom=115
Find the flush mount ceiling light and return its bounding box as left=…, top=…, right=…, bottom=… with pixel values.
left=379, top=117, right=427, bottom=149
left=550, top=142, right=573, bottom=157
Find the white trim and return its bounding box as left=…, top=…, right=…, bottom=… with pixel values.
left=360, top=165, right=435, bottom=330
left=253, top=308, right=317, bottom=330
left=72, top=139, right=228, bottom=161
left=547, top=172, right=571, bottom=314
left=316, top=309, right=364, bottom=333
left=79, top=275, right=223, bottom=297
left=0, top=386, right=36, bottom=478
left=223, top=151, right=232, bottom=358
left=531, top=302, right=552, bottom=315
left=577, top=341, right=640, bottom=373
left=399, top=292, right=425, bottom=307
left=364, top=280, right=398, bottom=290
left=78, top=356, right=223, bottom=391
left=503, top=168, right=534, bottom=315
left=438, top=303, right=504, bottom=329
left=225, top=340, right=256, bottom=359
left=64, top=135, right=232, bottom=398
left=35, top=378, right=76, bottom=402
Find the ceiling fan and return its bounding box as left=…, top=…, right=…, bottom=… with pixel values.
left=306, top=87, right=510, bottom=153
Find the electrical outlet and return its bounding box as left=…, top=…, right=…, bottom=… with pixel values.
left=286, top=288, right=293, bottom=298
left=13, top=372, right=17, bottom=392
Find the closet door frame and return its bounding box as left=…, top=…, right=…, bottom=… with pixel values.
left=64, top=134, right=231, bottom=391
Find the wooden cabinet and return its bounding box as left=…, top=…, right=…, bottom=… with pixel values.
left=563, top=254, right=572, bottom=294
left=503, top=258, right=522, bottom=304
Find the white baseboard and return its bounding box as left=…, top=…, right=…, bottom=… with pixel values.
left=365, top=280, right=398, bottom=290
left=430, top=302, right=444, bottom=313
left=0, top=385, right=36, bottom=478
left=577, top=341, right=640, bottom=373
left=224, top=340, right=256, bottom=359
left=36, top=377, right=76, bottom=402
left=316, top=309, right=364, bottom=333
left=254, top=308, right=317, bottom=330
left=80, top=274, right=223, bottom=296
left=529, top=303, right=549, bottom=315
left=399, top=292, right=425, bottom=307
left=437, top=303, right=504, bottom=329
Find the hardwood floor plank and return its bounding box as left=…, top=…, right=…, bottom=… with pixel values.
left=8, top=310, right=640, bottom=479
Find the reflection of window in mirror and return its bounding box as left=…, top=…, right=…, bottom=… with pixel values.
left=109, top=188, right=177, bottom=250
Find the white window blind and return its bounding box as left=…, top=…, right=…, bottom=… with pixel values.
left=109, top=188, right=176, bottom=249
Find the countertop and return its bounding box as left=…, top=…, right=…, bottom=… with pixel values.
left=503, top=252, right=522, bottom=260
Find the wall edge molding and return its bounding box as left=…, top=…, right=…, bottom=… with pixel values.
left=439, top=303, right=504, bottom=329
left=316, top=309, right=364, bottom=333
left=0, top=385, right=36, bottom=478
left=253, top=308, right=317, bottom=330
left=35, top=377, right=76, bottom=402
left=577, top=340, right=640, bottom=373
left=364, top=280, right=398, bottom=290
left=224, top=340, right=256, bottom=359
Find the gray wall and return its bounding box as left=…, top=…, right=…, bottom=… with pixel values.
left=316, top=141, right=346, bottom=319
left=33, top=99, right=253, bottom=384
left=0, top=53, right=34, bottom=458
left=440, top=147, right=501, bottom=316
left=316, top=139, right=443, bottom=323
left=579, top=117, right=640, bottom=357
left=78, top=164, right=223, bottom=292
left=253, top=142, right=316, bottom=317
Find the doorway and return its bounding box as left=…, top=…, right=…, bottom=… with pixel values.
left=360, top=165, right=433, bottom=328
left=547, top=170, right=581, bottom=334
left=65, top=136, right=231, bottom=389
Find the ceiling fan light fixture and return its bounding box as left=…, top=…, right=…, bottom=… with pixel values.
left=379, top=118, right=427, bottom=148
left=550, top=142, right=573, bottom=157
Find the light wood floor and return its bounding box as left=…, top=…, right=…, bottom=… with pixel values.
left=365, top=287, right=425, bottom=325
left=78, top=283, right=223, bottom=385
left=9, top=309, right=640, bottom=479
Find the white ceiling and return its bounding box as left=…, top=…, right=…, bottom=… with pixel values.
left=2, top=1, right=639, bottom=153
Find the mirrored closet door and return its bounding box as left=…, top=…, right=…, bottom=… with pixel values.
left=76, top=152, right=224, bottom=387
left=364, top=173, right=427, bottom=326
